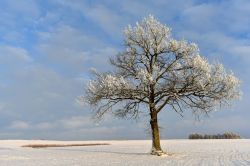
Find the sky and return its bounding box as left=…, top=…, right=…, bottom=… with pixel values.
left=0, top=0, right=250, bottom=140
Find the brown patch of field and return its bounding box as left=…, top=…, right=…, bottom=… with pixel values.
left=22, top=143, right=110, bottom=148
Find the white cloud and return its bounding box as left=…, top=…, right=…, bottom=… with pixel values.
left=84, top=4, right=125, bottom=36
left=220, top=0, right=250, bottom=33
left=121, top=0, right=195, bottom=21
left=9, top=121, right=30, bottom=130
left=0, top=102, right=5, bottom=111
left=0, top=64, right=85, bottom=124
left=180, top=3, right=219, bottom=32
left=54, top=0, right=126, bottom=37
left=37, top=25, right=117, bottom=73
left=0, top=45, right=33, bottom=64
left=0, top=0, right=40, bottom=34
left=3, top=31, right=24, bottom=43
left=231, top=46, right=250, bottom=61
left=7, top=116, right=92, bottom=131
left=5, top=0, right=40, bottom=18
left=35, top=122, right=55, bottom=130
left=59, top=116, right=91, bottom=129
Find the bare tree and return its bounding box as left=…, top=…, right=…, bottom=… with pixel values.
left=83, top=16, right=240, bottom=156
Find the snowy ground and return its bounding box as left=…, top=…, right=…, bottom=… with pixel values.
left=0, top=139, right=250, bottom=166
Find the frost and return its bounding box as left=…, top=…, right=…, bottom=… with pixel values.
left=83, top=15, right=240, bottom=117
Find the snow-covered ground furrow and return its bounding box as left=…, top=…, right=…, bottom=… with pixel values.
left=230, top=151, right=250, bottom=166
left=0, top=139, right=249, bottom=166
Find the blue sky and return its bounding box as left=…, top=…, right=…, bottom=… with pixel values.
left=0, top=0, right=249, bottom=140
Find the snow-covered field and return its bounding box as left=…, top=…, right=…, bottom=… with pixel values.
left=0, top=139, right=250, bottom=166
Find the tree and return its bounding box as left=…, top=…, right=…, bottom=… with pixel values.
left=83, top=15, right=240, bottom=156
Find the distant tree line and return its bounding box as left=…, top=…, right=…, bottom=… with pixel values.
left=189, top=132, right=241, bottom=139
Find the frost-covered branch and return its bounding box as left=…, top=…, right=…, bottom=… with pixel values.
left=83, top=15, right=240, bottom=120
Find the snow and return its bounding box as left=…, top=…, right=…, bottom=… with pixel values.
left=0, top=139, right=250, bottom=166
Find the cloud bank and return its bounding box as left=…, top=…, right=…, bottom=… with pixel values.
left=0, top=0, right=249, bottom=139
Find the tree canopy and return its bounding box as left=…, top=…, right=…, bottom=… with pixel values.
left=85, top=15, right=240, bottom=119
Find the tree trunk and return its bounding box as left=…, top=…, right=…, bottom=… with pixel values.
left=150, top=111, right=164, bottom=155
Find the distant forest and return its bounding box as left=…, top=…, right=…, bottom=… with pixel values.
left=189, top=132, right=241, bottom=139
